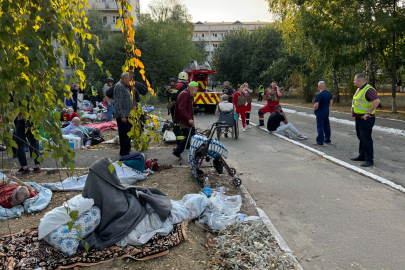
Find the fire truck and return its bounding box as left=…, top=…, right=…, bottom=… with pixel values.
left=184, top=60, right=220, bottom=113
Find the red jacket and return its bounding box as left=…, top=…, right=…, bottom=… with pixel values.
left=62, top=112, right=80, bottom=122
left=174, top=90, right=194, bottom=127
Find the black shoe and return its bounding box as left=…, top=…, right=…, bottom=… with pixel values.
left=351, top=156, right=365, bottom=162
left=172, top=152, right=182, bottom=159
left=361, top=161, right=374, bottom=167
left=224, top=133, right=228, bottom=138
left=16, top=167, right=30, bottom=175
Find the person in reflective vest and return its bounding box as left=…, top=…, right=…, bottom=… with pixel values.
left=258, top=85, right=265, bottom=101
left=89, top=84, right=98, bottom=108
left=169, top=72, right=188, bottom=119
left=351, top=73, right=380, bottom=167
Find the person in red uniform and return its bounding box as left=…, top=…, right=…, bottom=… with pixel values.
left=258, top=81, right=282, bottom=126
left=0, top=176, right=38, bottom=209
left=233, top=84, right=247, bottom=131
left=61, top=107, right=80, bottom=122
left=172, top=81, right=199, bottom=159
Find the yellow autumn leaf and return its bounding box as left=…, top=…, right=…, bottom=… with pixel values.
left=116, top=19, right=122, bottom=29
left=135, top=49, right=141, bottom=57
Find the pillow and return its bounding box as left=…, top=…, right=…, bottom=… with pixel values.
left=44, top=206, right=101, bottom=255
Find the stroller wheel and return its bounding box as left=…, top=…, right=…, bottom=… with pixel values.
left=229, top=167, right=237, bottom=176
left=233, top=177, right=242, bottom=187
left=197, top=169, right=205, bottom=178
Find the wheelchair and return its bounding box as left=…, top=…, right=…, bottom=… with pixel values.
left=216, top=109, right=238, bottom=140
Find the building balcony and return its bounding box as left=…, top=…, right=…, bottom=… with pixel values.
left=89, top=1, right=119, bottom=11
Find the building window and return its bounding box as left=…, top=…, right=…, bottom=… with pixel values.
left=213, top=33, right=217, bottom=37
left=201, top=34, right=205, bottom=37
left=213, top=44, right=218, bottom=48
left=113, top=16, right=119, bottom=23
left=103, top=16, right=107, bottom=23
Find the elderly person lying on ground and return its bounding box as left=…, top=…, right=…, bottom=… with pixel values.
left=0, top=176, right=38, bottom=209
left=62, top=117, right=92, bottom=149
left=61, top=107, right=80, bottom=122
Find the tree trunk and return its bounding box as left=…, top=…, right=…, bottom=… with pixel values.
left=332, top=68, right=340, bottom=103
left=366, top=53, right=376, bottom=88
left=391, top=0, right=397, bottom=113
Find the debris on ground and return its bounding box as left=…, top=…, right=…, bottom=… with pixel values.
left=209, top=222, right=299, bottom=270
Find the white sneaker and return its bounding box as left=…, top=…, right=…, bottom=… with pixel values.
left=243, top=128, right=247, bottom=132
left=297, top=135, right=308, bottom=140
left=284, top=132, right=289, bottom=137
left=247, top=124, right=252, bottom=129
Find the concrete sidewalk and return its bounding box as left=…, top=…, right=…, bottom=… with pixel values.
left=194, top=113, right=405, bottom=269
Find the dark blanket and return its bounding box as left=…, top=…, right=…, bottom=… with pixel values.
left=82, top=157, right=172, bottom=249
left=0, top=223, right=187, bottom=269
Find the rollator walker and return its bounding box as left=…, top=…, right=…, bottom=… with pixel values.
left=188, top=121, right=242, bottom=188
left=216, top=109, right=238, bottom=140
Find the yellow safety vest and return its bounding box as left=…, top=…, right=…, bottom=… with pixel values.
left=352, top=84, right=376, bottom=115
left=91, top=86, right=97, bottom=96
left=259, top=86, right=264, bottom=93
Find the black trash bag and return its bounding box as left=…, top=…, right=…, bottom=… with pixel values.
left=89, top=128, right=104, bottom=145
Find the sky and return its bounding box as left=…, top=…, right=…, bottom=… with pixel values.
left=139, top=0, right=274, bottom=23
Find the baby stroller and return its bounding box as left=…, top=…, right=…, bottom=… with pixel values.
left=216, top=109, right=238, bottom=140
left=188, top=121, right=242, bottom=187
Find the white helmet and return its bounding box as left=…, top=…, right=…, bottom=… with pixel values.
left=178, top=71, right=188, bottom=81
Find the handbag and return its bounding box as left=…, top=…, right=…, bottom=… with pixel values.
left=89, top=128, right=104, bottom=145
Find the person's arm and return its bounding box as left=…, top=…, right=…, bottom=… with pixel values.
left=0, top=178, right=7, bottom=186
left=330, top=99, right=333, bottom=107
left=281, top=112, right=288, bottom=124
left=362, top=99, right=381, bottom=120
left=114, top=85, right=123, bottom=119
left=103, top=89, right=111, bottom=105
left=233, top=93, right=237, bottom=106
left=314, top=102, right=319, bottom=110
left=8, top=176, right=34, bottom=192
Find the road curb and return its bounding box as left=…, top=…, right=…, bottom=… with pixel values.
left=251, top=122, right=405, bottom=194
left=240, top=184, right=304, bottom=270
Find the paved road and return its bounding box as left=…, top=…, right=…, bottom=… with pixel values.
left=193, top=106, right=405, bottom=269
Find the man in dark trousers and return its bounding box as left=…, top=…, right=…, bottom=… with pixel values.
left=351, top=73, right=380, bottom=167
left=313, top=81, right=333, bottom=145
left=172, top=81, right=199, bottom=159
left=114, top=72, right=133, bottom=156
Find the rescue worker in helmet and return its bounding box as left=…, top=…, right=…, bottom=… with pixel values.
left=168, top=71, right=189, bottom=119
left=165, top=78, right=177, bottom=102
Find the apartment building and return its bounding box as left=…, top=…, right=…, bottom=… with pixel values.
left=193, top=21, right=272, bottom=61
left=87, top=0, right=140, bottom=31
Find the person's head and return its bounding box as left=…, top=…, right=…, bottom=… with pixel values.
left=271, top=81, right=278, bottom=89
left=275, top=105, right=282, bottom=112
left=121, top=72, right=131, bottom=86
left=221, top=94, right=229, bottom=102
left=72, top=117, right=81, bottom=127
left=224, top=81, right=230, bottom=89
left=237, top=84, right=243, bottom=92
left=10, top=186, right=30, bottom=207
left=354, top=73, right=367, bottom=87
left=74, top=84, right=80, bottom=90
left=169, top=78, right=176, bottom=87
left=106, top=77, right=114, bottom=87
left=318, top=81, right=326, bottom=91
left=244, top=82, right=249, bottom=89
left=62, top=108, right=67, bottom=114
left=67, top=107, right=74, bottom=116
left=188, top=81, right=199, bottom=97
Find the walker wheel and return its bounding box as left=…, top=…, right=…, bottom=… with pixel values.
left=229, top=168, right=237, bottom=176
left=197, top=177, right=204, bottom=187
left=233, top=177, right=242, bottom=187
left=197, top=169, right=205, bottom=179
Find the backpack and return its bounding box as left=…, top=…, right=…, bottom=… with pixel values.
left=106, top=84, right=116, bottom=99
left=236, top=92, right=246, bottom=106
left=244, top=91, right=252, bottom=103
left=89, top=128, right=104, bottom=145
left=266, top=90, right=276, bottom=101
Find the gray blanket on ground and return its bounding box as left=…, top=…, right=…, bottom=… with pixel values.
left=82, top=157, right=172, bottom=249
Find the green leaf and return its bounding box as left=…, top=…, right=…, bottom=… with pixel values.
left=117, top=161, right=123, bottom=167
left=64, top=205, right=70, bottom=214
left=108, top=164, right=115, bottom=173
left=84, top=241, right=90, bottom=251
left=76, top=225, right=83, bottom=232
left=67, top=221, right=74, bottom=232
left=69, top=210, right=79, bottom=221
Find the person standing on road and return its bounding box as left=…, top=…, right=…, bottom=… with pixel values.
left=267, top=105, right=308, bottom=140
left=114, top=72, right=133, bottom=156
left=351, top=73, right=380, bottom=167
left=233, top=84, right=247, bottom=132
left=258, top=85, right=264, bottom=101
left=103, top=77, right=114, bottom=122
left=314, top=81, right=333, bottom=145
left=243, top=82, right=253, bottom=129
left=172, top=81, right=199, bottom=159
left=258, top=81, right=282, bottom=126
left=222, top=81, right=234, bottom=103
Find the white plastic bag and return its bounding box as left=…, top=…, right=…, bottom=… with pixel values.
left=163, top=130, right=176, bottom=142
